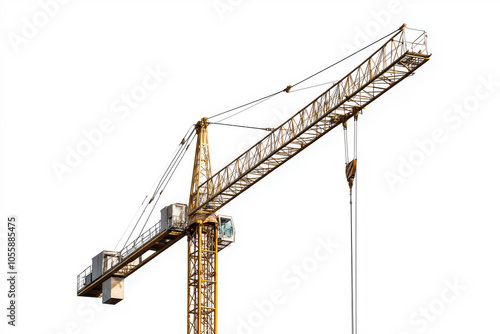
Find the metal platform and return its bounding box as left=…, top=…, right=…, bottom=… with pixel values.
left=77, top=213, right=235, bottom=298
left=77, top=220, right=185, bottom=297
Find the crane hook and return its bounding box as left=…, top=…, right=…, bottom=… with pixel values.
left=345, top=159, right=357, bottom=189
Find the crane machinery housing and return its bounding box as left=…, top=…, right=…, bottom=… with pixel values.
left=76, top=24, right=430, bottom=334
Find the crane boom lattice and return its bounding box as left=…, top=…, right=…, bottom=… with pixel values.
left=189, top=27, right=430, bottom=215
left=76, top=24, right=430, bottom=334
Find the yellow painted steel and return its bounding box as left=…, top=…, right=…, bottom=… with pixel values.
left=76, top=23, right=431, bottom=334
left=188, top=118, right=218, bottom=334
left=187, top=222, right=218, bottom=334
left=188, top=26, right=431, bottom=216
left=184, top=25, right=430, bottom=334
left=189, top=117, right=213, bottom=217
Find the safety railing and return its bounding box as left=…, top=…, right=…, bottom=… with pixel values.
left=404, top=27, right=428, bottom=55
left=77, top=220, right=163, bottom=292
left=77, top=265, right=92, bottom=292
left=120, top=220, right=162, bottom=260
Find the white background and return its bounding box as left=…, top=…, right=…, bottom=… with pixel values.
left=1, top=1, right=499, bottom=334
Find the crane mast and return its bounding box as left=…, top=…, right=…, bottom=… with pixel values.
left=76, top=24, right=430, bottom=334
left=187, top=118, right=219, bottom=334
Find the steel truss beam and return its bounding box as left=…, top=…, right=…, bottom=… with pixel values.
left=188, top=223, right=218, bottom=334
left=189, top=27, right=430, bottom=215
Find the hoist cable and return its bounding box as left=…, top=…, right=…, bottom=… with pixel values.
left=136, top=131, right=197, bottom=239
left=343, top=126, right=350, bottom=165
left=122, top=189, right=156, bottom=250
left=115, top=124, right=193, bottom=250
left=344, top=123, right=354, bottom=334
left=113, top=195, right=147, bottom=251
left=151, top=126, right=195, bottom=200
left=120, top=126, right=195, bottom=250
left=349, top=186, right=356, bottom=334
left=290, top=28, right=399, bottom=88
left=209, top=122, right=272, bottom=131
left=288, top=80, right=338, bottom=93
left=343, top=117, right=359, bottom=334
left=352, top=117, right=358, bottom=334
left=133, top=128, right=196, bottom=245
left=207, top=27, right=400, bottom=123
left=207, top=92, right=282, bottom=121
left=213, top=95, right=274, bottom=123
left=210, top=81, right=340, bottom=129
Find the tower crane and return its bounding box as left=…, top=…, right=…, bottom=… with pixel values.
left=76, top=24, right=430, bottom=334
